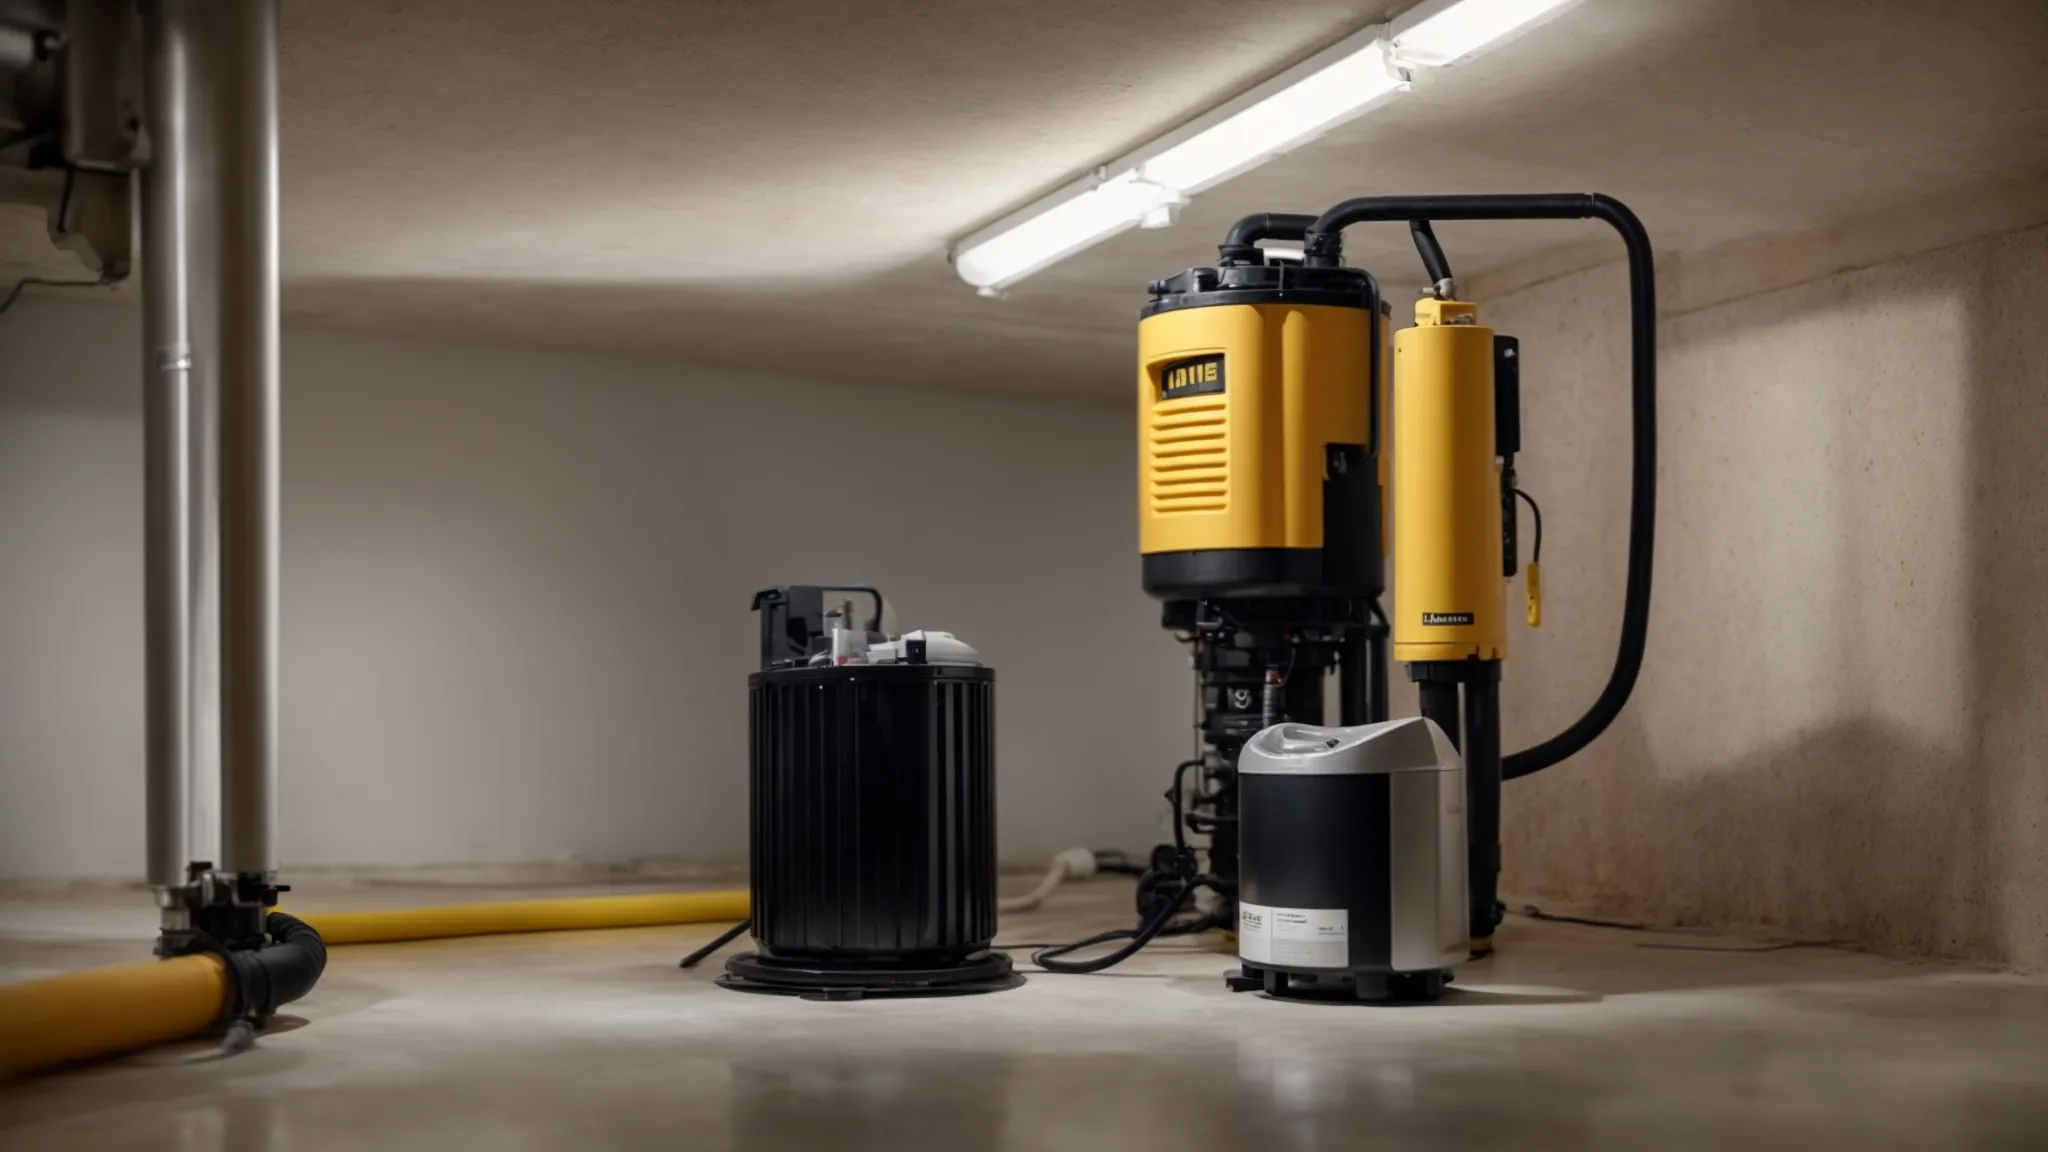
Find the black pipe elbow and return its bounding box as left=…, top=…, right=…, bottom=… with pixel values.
left=1223, top=212, right=1319, bottom=247
left=221, top=912, right=328, bottom=1021
left=1220, top=212, right=1320, bottom=265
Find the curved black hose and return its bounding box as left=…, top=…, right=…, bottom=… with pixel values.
left=1223, top=212, right=1319, bottom=247
left=1301, top=193, right=1654, bottom=781
left=219, top=912, right=327, bottom=1021
left=1409, top=219, right=1454, bottom=287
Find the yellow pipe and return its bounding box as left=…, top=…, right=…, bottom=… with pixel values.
left=0, top=954, right=227, bottom=1080
left=0, top=888, right=748, bottom=1080
left=295, top=888, right=749, bottom=946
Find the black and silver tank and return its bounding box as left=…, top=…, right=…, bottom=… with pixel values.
left=1227, top=716, right=1467, bottom=1001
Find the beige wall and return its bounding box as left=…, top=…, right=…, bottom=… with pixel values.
left=1487, top=223, right=2048, bottom=969
left=0, top=300, right=1186, bottom=881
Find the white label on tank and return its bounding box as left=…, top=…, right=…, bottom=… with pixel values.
left=1238, top=903, right=1348, bottom=969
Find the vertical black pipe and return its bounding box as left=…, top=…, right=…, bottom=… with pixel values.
left=1463, top=675, right=1503, bottom=950
left=1368, top=630, right=1391, bottom=723
left=1286, top=656, right=1325, bottom=725
left=1418, top=681, right=1460, bottom=750
left=1339, top=628, right=1368, bottom=726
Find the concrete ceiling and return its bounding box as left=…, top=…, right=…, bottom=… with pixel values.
left=3, top=0, right=2046, bottom=397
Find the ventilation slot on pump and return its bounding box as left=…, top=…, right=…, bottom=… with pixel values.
left=1149, top=400, right=1230, bottom=515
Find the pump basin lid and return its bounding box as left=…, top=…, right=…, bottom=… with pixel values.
left=1237, top=718, right=1461, bottom=776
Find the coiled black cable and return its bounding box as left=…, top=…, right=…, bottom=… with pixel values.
left=1029, top=875, right=1220, bottom=974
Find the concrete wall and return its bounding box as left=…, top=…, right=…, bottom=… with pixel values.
left=0, top=300, right=1185, bottom=881
left=1489, top=223, right=2048, bottom=969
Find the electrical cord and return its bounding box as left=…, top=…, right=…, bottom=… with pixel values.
left=1517, top=903, right=1644, bottom=931
left=677, top=919, right=752, bottom=969
left=1028, top=874, right=1221, bottom=974
left=1514, top=488, right=1543, bottom=563
left=998, top=847, right=1099, bottom=913
left=1517, top=904, right=1853, bottom=953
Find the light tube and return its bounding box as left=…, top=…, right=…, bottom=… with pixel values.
left=951, top=0, right=1578, bottom=292
left=1137, top=38, right=1405, bottom=196
left=1389, top=0, right=1578, bottom=68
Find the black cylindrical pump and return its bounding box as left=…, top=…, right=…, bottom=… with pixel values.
left=748, top=662, right=996, bottom=960
left=720, top=586, right=1018, bottom=998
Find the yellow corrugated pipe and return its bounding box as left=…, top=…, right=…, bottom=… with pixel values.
left=0, top=888, right=748, bottom=1081
left=294, top=888, right=749, bottom=945
left=0, top=953, right=228, bottom=1080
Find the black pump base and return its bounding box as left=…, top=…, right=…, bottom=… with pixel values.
left=1226, top=963, right=1451, bottom=1002
left=717, top=950, right=1022, bottom=1001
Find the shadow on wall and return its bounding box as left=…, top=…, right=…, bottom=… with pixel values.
left=1499, top=224, right=2048, bottom=969
left=1957, top=226, right=2048, bottom=967
left=1514, top=713, right=1995, bottom=959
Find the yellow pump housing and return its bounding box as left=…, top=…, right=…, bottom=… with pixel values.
left=1137, top=302, right=1368, bottom=556
left=1393, top=297, right=1507, bottom=663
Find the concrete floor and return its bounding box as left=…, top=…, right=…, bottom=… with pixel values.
left=2, top=878, right=2046, bottom=1151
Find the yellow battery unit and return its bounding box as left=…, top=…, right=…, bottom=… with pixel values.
left=1393, top=298, right=1506, bottom=663
left=1135, top=296, right=1373, bottom=599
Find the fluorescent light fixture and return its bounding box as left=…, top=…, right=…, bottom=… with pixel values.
left=952, top=171, right=1182, bottom=292
left=1138, top=38, right=1405, bottom=196
left=1389, top=0, right=1577, bottom=68
left=951, top=0, right=1578, bottom=293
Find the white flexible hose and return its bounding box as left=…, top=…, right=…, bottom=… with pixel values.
left=998, top=847, right=1098, bottom=913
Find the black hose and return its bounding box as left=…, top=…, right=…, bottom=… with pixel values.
left=1223, top=212, right=1319, bottom=247
left=1301, top=193, right=1655, bottom=781
left=220, top=912, right=328, bottom=1022
left=1409, top=219, right=1454, bottom=286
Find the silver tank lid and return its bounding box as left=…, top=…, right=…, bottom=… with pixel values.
left=1237, top=717, right=1462, bottom=776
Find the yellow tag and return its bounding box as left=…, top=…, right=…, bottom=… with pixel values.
left=1526, top=561, right=1543, bottom=628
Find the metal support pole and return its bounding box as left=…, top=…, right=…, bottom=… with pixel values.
left=207, top=0, right=280, bottom=881
left=139, top=0, right=195, bottom=906
left=61, top=0, right=145, bottom=174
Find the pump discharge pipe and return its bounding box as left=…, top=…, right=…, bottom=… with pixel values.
left=0, top=889, right=748, bottom=1080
